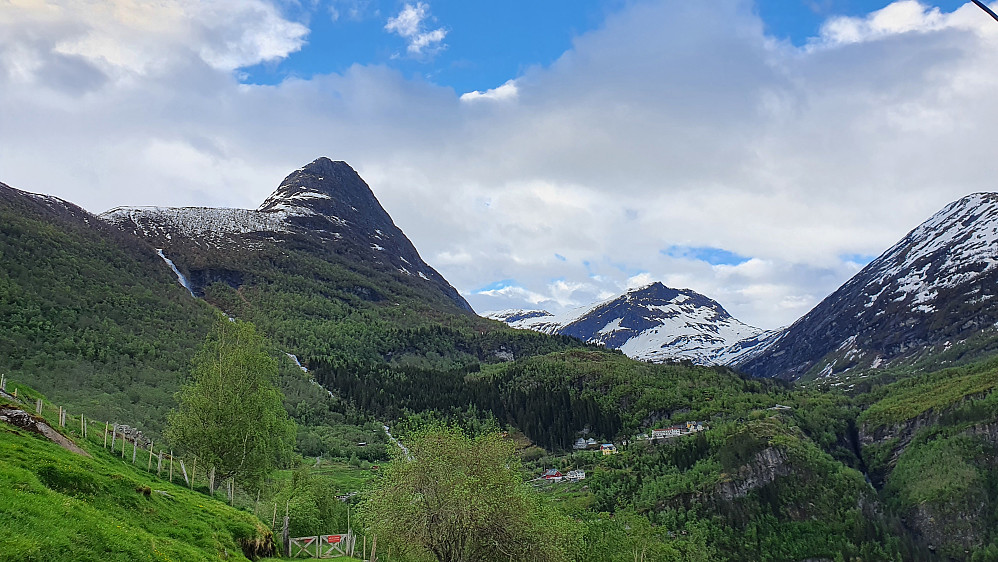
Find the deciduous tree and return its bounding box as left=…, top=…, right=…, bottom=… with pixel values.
left=361, top=425, right=576, bottom=562
left=166, top=317, right=294, bottom=491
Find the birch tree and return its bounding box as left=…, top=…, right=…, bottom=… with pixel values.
left=166, top=317, right=295, bottom=492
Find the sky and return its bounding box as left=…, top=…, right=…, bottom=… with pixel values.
left=2, top=0, right=998, bottom=330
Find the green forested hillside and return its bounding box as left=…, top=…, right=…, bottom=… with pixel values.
left=856, top=359, right=998, bottom=559
left=0, top=187, right=218, bottom=431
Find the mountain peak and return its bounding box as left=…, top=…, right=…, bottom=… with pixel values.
left=258, top=158, right=388, bottom=222
left=302, top=156, right=348, bottom=173
left=488, top=282, right=762, bottom=365
left=738, top=191, right=998, bottom=379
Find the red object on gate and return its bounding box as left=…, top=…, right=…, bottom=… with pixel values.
left=302, top=537, right=315, bottom=545
left=325, top=535, right=342, bottom=544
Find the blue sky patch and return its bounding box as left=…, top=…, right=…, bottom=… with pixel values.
left=239, top=0, right=612, bottom=94
left=477, top=278, right=519, bottom=292
left=664, top=246, right=750, bottom=266
left=238, top=1, right=971, bottom=93
left=840, top=253, right=877, bottom=266
left=754, top=0, right=966, bottom=46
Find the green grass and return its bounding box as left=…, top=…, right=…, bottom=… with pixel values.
left=0, top=399, right=272, bottom=562
left=307, top=460, right=378, bottom=491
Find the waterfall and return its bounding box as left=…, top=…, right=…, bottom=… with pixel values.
left=155, top=249, right=195, bottom=298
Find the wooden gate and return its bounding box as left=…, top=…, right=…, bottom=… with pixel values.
left=289, top=532, right=355, bottom=558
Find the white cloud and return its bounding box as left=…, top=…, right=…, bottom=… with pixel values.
left=4, top=1, right=998, bottom=330
left=476, top=284, right=548, bottom=306
left=0, top=0, right=308, bottom=83
left=814, top=0, right=946, bottom=46
left=384, top=2, right=447, bottom=56
left=626, top=273, right=655, bottom=289
left=460, top=79, right=519, bottom=103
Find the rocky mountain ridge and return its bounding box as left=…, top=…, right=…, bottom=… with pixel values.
left=738, top=192, right=998, bottom=379
left=487, top=282, right=769, bottom=365
left=100, top=158, right=471, bottom=311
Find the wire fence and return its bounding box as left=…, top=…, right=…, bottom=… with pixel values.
left=1, top=374, right=378, bottom=559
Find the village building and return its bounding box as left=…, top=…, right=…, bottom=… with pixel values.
left=565, top=469, right=586, bottom=482
left=600, top=443, right=617, bottom=455
left=541, top=469, right=563, bottom=482
left=650, top=421, right=707, bottom=440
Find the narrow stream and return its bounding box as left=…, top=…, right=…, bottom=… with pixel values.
left=383, top=425, right=411, bottom=460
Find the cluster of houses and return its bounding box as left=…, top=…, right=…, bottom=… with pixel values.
left=572, top=438, right=618, bottom=455
left=638, top=421, right=707, bottom=441
left=540, top=468, right=586, bottom=483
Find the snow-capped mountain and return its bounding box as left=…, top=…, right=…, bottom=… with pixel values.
left=487, top=282, right=768, bottom=365
left=100, top=158, right=471, bottom=311
left=738, top=193, right=998, bottom=379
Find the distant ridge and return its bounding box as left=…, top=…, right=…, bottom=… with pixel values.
left=487, top=282, right=768, bottom=365
left=738, top=193, right=998, bottom=379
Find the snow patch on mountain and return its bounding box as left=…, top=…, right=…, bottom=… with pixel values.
left=858, top=193, right=998, bottom=313
left=101, top=206, right=304, bottom=242
left=486, top=282, right=768, bottom=366
left=738, top=192, right=998, bottom=379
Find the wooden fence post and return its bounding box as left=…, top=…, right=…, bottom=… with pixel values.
left=228, top=479, right=233, bottom=506
left=282, top=512, right=290, bottom=558
left=1, top=373, right=5, bottom=391
left=110, top=424, right=116, bottom=450
left=208, top=466, right=215, bottom=494
left=35, top=399, right=42, bottom=415
left=121, top=432, right=126, bottom=459
left=103, top=422, right=109, bottom=448
left=157, top=451, right=163, bottom=476
left=132, top=439, right=137, bottom=464
left=81, top=414, right=85, bottom=437
left=179, top=459, right=189, bottom=486
left=58, top=407, right=63, bottom=427
left=190, top=456, right=197, bottom=489
left=148, top=441, right=154, bottom=470
left=169, top=450, right=173, bottom=483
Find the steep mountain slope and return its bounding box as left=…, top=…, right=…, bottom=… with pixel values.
left=487, top=282, right=767, bottom=365
left=739, top=193, right=998, bottom=380
left=101, top=157, right=470, bottom=312
left=0, top=182, right=218, bottom=429
left=2, top=160, right=584, bottom=456
left=857, top=357, right=998, bottom=557
left=95, top=158, right=586, bottom=372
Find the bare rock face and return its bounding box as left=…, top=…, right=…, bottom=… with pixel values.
left=0, top=405, right=90, bottom=457
left=907, top=500, right=988, bottom=554
left=858, top=410, right=942, bottom=480
left=715, top=446, right=791, bottom=501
